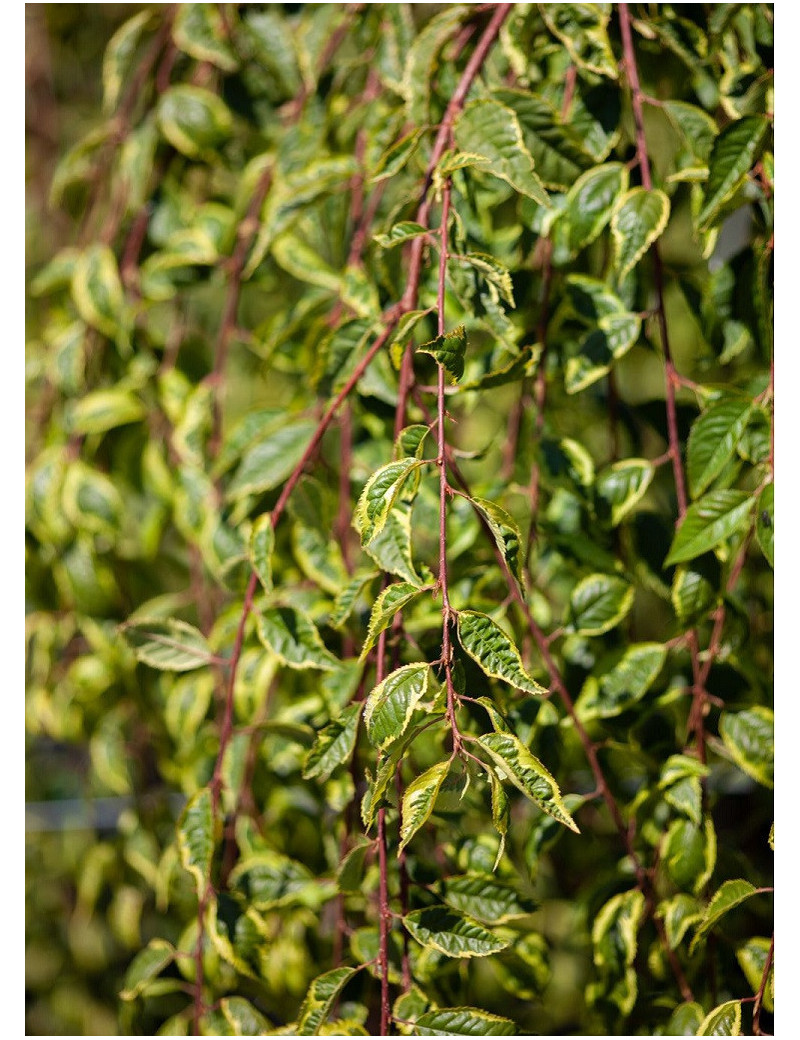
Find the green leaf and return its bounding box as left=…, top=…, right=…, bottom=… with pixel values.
left=577, top=643, right=666, bottom=720
left=361, top=746, right=404, bottom=830
left=354, top=457, right=426, bottom=546
left=671, top=554, right=720, bottom=626
left=756, top=483, right=773, bottom=567
left=71, top=245, right=128, bottom=344
left=690, top=879, right=760, bottom=954
left=611, top=188, right=670, bottom=282
left=371, top=127, right=427, bottom=182
left=696, top=1000, right=742, bottom=1036
left=244, top=8, right=301, bottom=96
left=454, top=99, right=550, bottom=206
left=62, top=461, right=123, bottom=537
left=657, top=894, right=702, bottom=950
left=399, top=760, right=450, bottom=850
left=360, top=582, right=428, bottom=661
left=229, top=851, right=318, bottom=911
left=475, top=731, right=579, bottom=833
left=697, top=116, right=770, bottom=230
left=564, top=312, right=641, bottom=393
left=303, top=703, right=362, bottom=781
left=403, top=6, right=471, bottom=125
left=178, top=787, right=216, bottom=890
left=227, top=420, right=317, bottom=500
left=395, top=424, right=431, bottom=461
left=439, top=874, right=536, bottom=924
left=591, top=889, right=646, bottom=1016
left=365, top=503, right=424, bottom=585
left=337, top=837, right=374, bottom=894
left=736, top=938, right=774, bottom=1013
left=595, top=459, right=654, bottom=525
left=330, top=571, right=378, bottom=629
left=457, top=254, right=515, bottom=308
left=489, top=771, right=509, bottom=869
left=219, top=997, right=272, bottom=1036
left=559, top=163, right=629, bottom=258
left=470, top=497, right=526, bottom=593
left=492, top=88, right=587, bottom=191
left=364, top=664, right=431, bottom=750
left=102, top=11, right=153, bottom=113
left=663, top=818, right=716, bottom=894
left=120, top=618, right=213, bottom=672
left=389, top=309, right=434, bottom=369
left=373, top=221, right=429, bottom=250
left=663, top=101, right=718, bottom=163
left=417, top=325, right=468, bottom=383
left=249, top=514, right=274, bottom=592
left=156, top=85, right=232, bottom=158
left=297, top=966, right=358, bottom=1035
left=541, top=4, right=618, bottom=79
left=457, top=611, right=546, bottom=695
left=403, top=906, right=510, bottom=959
left=567, top=574, right=633, bottom=636
left=593, top=888, right=646, bottom=973
left=687, top=397, right=753, bottom=498
left=173, top=4, right=238, bottom=72
left=719, top=706, right=774, bottom=788
left=120, top=939, right=174, bottom=1000
left=664, top=490, right=754, bottom=566
left=255, top=606, right=338, bottom=671
left=415, top=1007, right=516, bottom=1036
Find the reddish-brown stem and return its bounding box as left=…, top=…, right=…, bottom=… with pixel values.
left=434, top=178, right=461, bottom=753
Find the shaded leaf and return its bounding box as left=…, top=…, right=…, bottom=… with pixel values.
left=297, top=966, right=358, bottom=1035
left=611, top=188, right=670, bottom=281
left=719, top=707, right=774, bottom=788
left=120, top=939, right=175, bottom=1000
left=698, top=116, right=770, bottom=230
left=595, top=459, right=654, bottom=525
left=696, top=1000, right=742, bottom=1036
left=439, top=874, right=536, bottom=924
left=475, top=731, right=579, bottom=833
left=255, top=606, right=339, bottom=671
left=756, top=483, right=773, bottom=567
left=403, top=906, right=510, bottom=958
left=415, top=1007, right=516, bottom=1036
left=360, top=582, right=428, bottom=661
left=156, top=85, right=232, bottom=158
left=249, top=513, right=274, bottom=592
left=567, top=574, right=634, bottom=636
left=454, top=99, right=550, bottom=205
left=364, top=664, right=431, bottom=750
left=178, top=787, right=216, bottom=889
left=227, top=420, right=317, bottom=500
left=470, top=497, right=525, bottom=593
left=417, top=325, right=468, bottom=383
left=303, top=703, right=362, bottom=780
left=400, top=760, right=450, bottom=850
left=354, top=458, right=426, bottom=546
left=120, top=618, right=213, bottom=672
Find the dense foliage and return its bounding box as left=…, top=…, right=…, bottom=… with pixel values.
left=25, top=4, right=774, bottom=1036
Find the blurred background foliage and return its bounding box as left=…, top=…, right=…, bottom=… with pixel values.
left=25, top=4, right=772, bottom=1036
